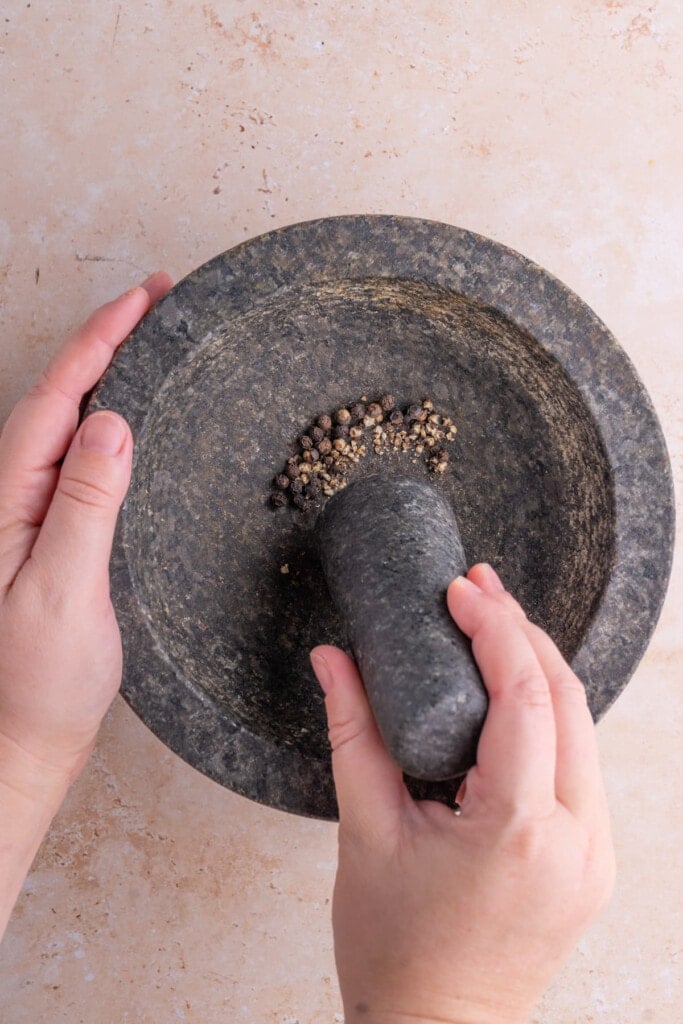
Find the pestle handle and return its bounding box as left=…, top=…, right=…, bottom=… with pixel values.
left=316, top=474, right=487, bottom=780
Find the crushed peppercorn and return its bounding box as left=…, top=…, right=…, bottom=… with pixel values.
left=268, top=394, right=458, bottom=511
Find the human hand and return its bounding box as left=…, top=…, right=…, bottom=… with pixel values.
left=0, top=272, right=171, bottom=805
left=310, top=563, right=615, bottom=1024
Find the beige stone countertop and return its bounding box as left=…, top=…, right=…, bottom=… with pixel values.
left=1, top=2, right=681, bottom=1022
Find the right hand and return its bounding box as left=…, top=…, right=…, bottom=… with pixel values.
left=310, top=562, right=615, bottom=1024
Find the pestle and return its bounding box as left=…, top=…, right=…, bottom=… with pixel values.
left=316, top=474, right=488, bottom=780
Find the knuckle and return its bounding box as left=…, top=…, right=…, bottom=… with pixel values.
left=499, top=812, right=547, bottom=862
left=25, top=371, right=52, bottom=402
left=26, top=369, right=71, bottom=405
left=58, top=473, right=116, bottom=512
left=548, top=667, right=589, bottom=705
left=505, top=669, right=552, bottom=709
left=497, top=591, right=527, bottom=619
left=327, top=715, right=365, bottom=753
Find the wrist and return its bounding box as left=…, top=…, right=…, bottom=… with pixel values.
left=341, top=983, right=530, bottom=1024
left=0, top=731, right=76, bottom=941
left=342, top=996, right=528, bottom=1024
left=0, top=730, right=75, bottom=813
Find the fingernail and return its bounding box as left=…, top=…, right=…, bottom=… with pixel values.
left=449, top=575, right=481, bottom=594
left=310, top=652, right=333, bottom=694
left=80, top=412, right=127, bottom=456
left=141, top=270, right=162, bottom=290
left=121, top=272, right=161, bottom=301
left=479, top=562, right=505, bottom=591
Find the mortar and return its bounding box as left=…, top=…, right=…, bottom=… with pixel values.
left=87, top=215, right=674, bottom=819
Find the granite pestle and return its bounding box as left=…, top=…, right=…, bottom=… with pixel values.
left=315, top=473, right=488, bottom=780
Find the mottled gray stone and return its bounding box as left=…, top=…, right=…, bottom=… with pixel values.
left=85, top=215, right=675, bottom=820
left=317, top=475, right=486, bottom=779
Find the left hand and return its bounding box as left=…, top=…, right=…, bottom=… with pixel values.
left=0, top=271, right=172, bottom=797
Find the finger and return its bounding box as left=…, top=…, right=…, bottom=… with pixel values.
left=467, top=561, right=506, bottom=595
left=447, top=576, right=557, bottom=816
left=0, top=272, right=172, bottom=581
left=22, top=412, right=133, bottom=599
left=310, top=645, right=407, bottom=840
left=518, top=621, right=605, bottom=821
left=468, top=563, right=605, bottom=821
left=29, top=269, right=172, bottom=407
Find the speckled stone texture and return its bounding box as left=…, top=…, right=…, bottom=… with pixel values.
left=86, top=215, right=675, bottom=820
left=317, top=474, right=486, bottom=780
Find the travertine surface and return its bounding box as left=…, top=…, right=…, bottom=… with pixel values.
left=1, top=2, right=681, bottom=1022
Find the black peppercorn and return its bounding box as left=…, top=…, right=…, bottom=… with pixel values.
left=285, top=462, right=301, bottom=479
left=309, top=447, right=320, bottom=461
left=309, top=425, right=325, bottom=444
left=323, top=455, right=335, bottom=467
left=300, top=434, right=313, bottom=450
left=335, top=408, right=351, bottom=425
left=349, top=401, right=366, bottom=422
left=389, top=409, right=404, bottom=428
left=290, top=477, right=304, bottom=494
left=406, top=403, right=423, bottom=422
left=333, top=423, right=349, bottom=439
left=380, top=394, right=395, bottom=412
left=367, top=401, right=383, bottom=420
left=269, top=491, right=287, bottom=508
left=318, top=437, right=332, bottom=456
left=274, top=474, right=290, bottom=490
left=292, top=494, right=308, bottom=510
left=317, top=413, right=332, bottom=432
left=305, top=478, right=322, bottom=498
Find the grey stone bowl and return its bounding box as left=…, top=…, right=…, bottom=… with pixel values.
left=86, top=215, right=675, bottom=820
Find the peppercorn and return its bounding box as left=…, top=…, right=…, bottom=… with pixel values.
left=274, top=474, right=290, bottom=490
left=318, top=437, right=332, bottom=456
left=269, top=491, right=287, bottom=507
left=309, top=425, right=325, bottom=444
left=290, top=477, right=304, bottom=494
left=302, top=450, right=314, bottom=463
left=350, top=401, right=366, bottom=422
left=285, top=461, right=301, bottom=479
left=389, top=409, right=404, bottom=428
left=367, top=402, right=383, bottom=420
left=309, top=447, right=320, bottom=461
left=300, top=434, right=313, bottom=450
left=333, top=438, right=347, bottom=452
left=292, top=493, right=309, bottom=510
left=335, top=407, right=351, bottom=425
left=333, top=423, right=349, bottom=439
left=380, top=394, right=395, bottom=412
left=323, top=454, right=335, bottom=467
left=317, top=413, right=332, bottom=432
left=406, top=403, right=422, bottom=421
left=305, top=478, right=322, bottom=498
left=349, top=425, right=363, bottom=440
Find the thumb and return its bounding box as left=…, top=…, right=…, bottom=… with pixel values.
left=310, top=644, right=407, bottom=838
left=31, top=412, right=133, bottom=594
